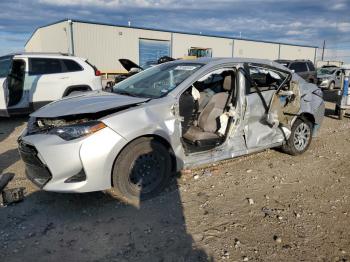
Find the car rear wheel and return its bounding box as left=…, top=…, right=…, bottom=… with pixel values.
left=281, top=118, right=313, bottom=155
left=328, top=81, right=335, bottom=90
left=110, top=137, right=172, bottom=203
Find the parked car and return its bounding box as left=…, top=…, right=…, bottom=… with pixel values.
left=317, top=67, right=342, bottom=90
left=275, top=59, right=317, bottom=83
left=18, top=58, right=324, bottom=203
left=0, top=53, right=102, bottom=117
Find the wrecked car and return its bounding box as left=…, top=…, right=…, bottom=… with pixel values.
left=18, top=58, right=325, bottom=203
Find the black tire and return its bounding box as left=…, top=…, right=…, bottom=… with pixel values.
left=281, top=118, right=313, bottom=155
left=110, top=137, right=172, bottom=203
left=328, top=81, right=335, bottom=90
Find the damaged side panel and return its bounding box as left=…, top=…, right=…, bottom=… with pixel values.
left=244, top=90, right=285, bottom=149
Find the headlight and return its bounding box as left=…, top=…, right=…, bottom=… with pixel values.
left=49, top=121, right=106, bottom=141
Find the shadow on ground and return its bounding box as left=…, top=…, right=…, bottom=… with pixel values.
left=0, top=149, right=20, bottom=174
left=0, top=178, right=212, bottom=262
left=0, top=117, right=27, bottom=176
left=322, top=90, right=339, bottom=103
left=0, top=116, right=27, bottom=144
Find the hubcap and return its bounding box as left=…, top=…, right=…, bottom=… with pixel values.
left=129, top=152, right=164, bottom=194
left=293, top=122, right=311, bottom=151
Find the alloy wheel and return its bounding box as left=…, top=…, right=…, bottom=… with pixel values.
left=293, top=122, right=311, bottom=151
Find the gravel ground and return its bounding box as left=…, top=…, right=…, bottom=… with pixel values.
left=0, top=92, right=349, bottom=262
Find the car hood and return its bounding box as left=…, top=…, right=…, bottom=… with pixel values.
left=31, top=91, right=149, bottom=118
left=119, top=59, right=143, bottom=72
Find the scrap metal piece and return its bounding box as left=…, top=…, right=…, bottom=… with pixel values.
left=2, top=187, right=25, bottom=205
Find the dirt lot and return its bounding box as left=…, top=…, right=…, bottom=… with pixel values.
left=0, top=92, right=349, bottom=262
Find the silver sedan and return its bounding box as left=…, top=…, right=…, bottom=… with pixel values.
left=18, top=58, right=325, bottom=203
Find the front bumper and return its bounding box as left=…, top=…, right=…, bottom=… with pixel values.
left=18, top=140, right=52, bottom=188
left=18, top=126, right=127, bottom=193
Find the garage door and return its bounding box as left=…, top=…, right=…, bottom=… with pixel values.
left=139, top=39, right=170, bottom=66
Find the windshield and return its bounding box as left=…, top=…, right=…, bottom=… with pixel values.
left=318, top=68, right=336, bottom=75
left=112, top=63, right=203, bottom=98
left=0, top=56, right=13, bottom=78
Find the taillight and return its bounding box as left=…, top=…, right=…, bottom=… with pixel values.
left=95, top=69, right=101, bottom=76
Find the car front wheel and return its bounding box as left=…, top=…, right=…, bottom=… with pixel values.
left=110, top=137, right=172, bottom=203
left=282, top=118, right=313, bottom=155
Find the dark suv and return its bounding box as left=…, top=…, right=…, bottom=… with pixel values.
left=275, top=59, right=317, bottom=83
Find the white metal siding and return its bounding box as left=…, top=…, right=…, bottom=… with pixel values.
left=25, top=20, right=317, bottom=72
left=25, top=21, right=69, bottom=53
left=25, top=31, right=42, bottom=52
left=172, top=33, right=233, bottom=58
left=279, top=45, right=315, bottom=61
left=234, top=40, right=279, bottom=60
left=73, top=22, right=171, bottom=72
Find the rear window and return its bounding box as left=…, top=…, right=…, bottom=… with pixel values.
left=62, top=59, right=83, bottom=72
left=289, top=62, right=308, bottom=73
left=29, top=58, right=63, bottom=75
left=0, top=56, right=13, bottom=78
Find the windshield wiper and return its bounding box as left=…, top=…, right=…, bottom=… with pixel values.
left=114, top=90, right=141, bottom=97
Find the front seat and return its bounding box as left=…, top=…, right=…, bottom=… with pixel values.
left=183, top=75, right=232, bottom=147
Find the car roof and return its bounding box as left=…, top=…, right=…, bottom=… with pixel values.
left=2, top=52, right=82, bottom=60
left=169, top=57, right=290, bottom=72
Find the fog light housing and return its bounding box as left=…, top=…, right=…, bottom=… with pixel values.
left=64, top=169, right=86, bottom=183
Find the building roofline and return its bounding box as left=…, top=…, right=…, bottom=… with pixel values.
left=25, top=18, right=319, bottom=49
left=24, top=19, right=68, bottom=46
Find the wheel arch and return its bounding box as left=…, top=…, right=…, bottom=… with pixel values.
left=62, top=85, right=92, bottom=97
left=299, top=112, right=315, bottom=126
left=110, top=134, right=177, bottom=187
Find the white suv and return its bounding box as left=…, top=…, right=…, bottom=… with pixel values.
left=0, top=53, right=102, bottom=117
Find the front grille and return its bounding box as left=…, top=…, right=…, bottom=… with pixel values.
left=18, top=141, right=43, bottom=166
left=18, top=140, right=52, bottom=188
left=25, top=165, right=52, bottom=188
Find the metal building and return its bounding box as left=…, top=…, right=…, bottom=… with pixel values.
left=25, top=19, right=318, bottom=73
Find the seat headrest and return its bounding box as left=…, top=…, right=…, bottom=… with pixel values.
left=223, top=75, right=232, bottom=91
